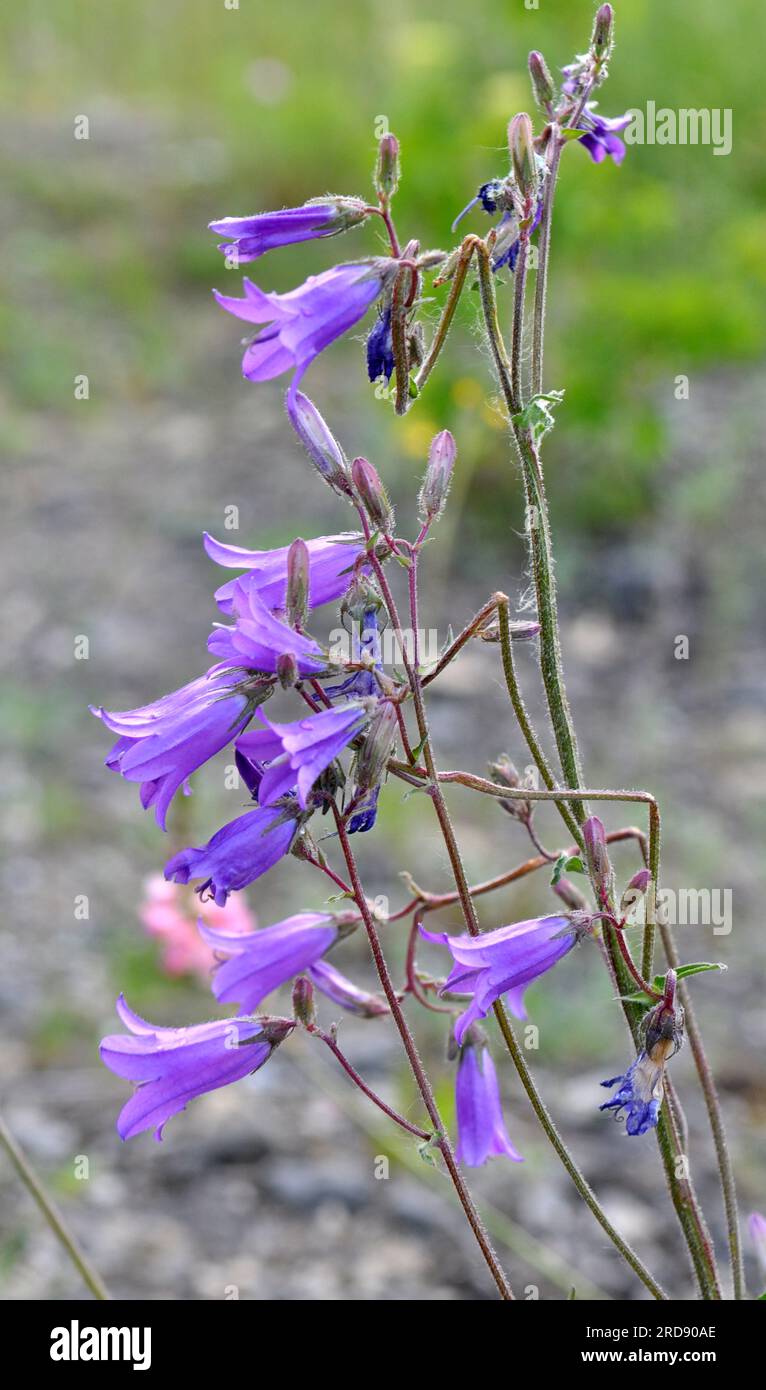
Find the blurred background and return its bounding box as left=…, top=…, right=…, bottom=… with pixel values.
left=2, top=0, right=766, bottom=1301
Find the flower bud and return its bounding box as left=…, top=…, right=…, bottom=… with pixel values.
left=292, top=975, right=316, bottom=1027
left=351, top=456, right=395, bottom=534
left=276, top=651, right=299, bottom=690
left=375, top=133, right=400, bottom=198
left=286, top=538, right=310, bottom=630
left=508, top=113, right=538, bottom=203
left=418, top=429, right=456, bottom=523
left=286, top=390, right=353, bottom=499
left=591, top=4, right=614, bottom=60
left=619, top=868, right=652, bottom=919
left=355, top=700, right=398, bottom=793
left=528, top=51, right=555, bottom=110
left=583, top=815, right=613, bottom=905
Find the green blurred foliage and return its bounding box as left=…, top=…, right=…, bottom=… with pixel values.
left=1, top=0, right=764, bottom=536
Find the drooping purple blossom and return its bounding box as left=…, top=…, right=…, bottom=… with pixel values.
left=91, top=669, right=253, bottom=829
left=366, top=304, right=395, bottom=382
left=450, top=179, right=542, bottom=273
left=600, top=1053, right=664, bottom=1136
left=207, top=576, right=327, bottom=677
left=100, top=994, right=294, bottom=1141
left=421, top=914, right=579, bottom=1044
left=165, top=804, right=299, bottom=906
left=455, top=1035, right=523, bottom=1167
left=213, top=261, right=394, bottom=399
left=577, top=106, right=631, bottom=165
left=748, top=1212, right=766, bottom=1280
left=235, top=701, right=369, bottom=809
left=209, top=199, right=369, bottom=262
left=308, top=958, right=389, bottom=1017
left=204, top=531, right=365, bottom=615
left=199, top=911, right=340, bottom=1010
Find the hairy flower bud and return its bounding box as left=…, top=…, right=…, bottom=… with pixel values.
left=488, top=754, right=531, bottom=822
left=619, top=867, right=652, bottom=919
left=583, top=814, right=613, bottom=905
left=591, top=3, right=614, bottom=60
left=508, top=113, right=538, bottom=203
left=276, top=651, right=300, bottom=690
left=375, top=133, right=400, bottom=198
left=355, top=700, right=398, bottom=793
left=292, top=974, right=316, bottom=1027
left=351, top=456, right=395, bottom=534
left=528, top=50, right=555, bottom=110
left=418, top=429, right=456, bottom=523
left=286, top=390, right=353, bottom=499
left=286, top=538, right=310, bottom=630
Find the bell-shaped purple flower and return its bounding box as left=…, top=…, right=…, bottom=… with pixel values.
left=421, top=914, right=578, bottom=1044
left=204, top=531, right=364, bottom=615
left=207, top=576, right=327, bottom=677
left=455, top=1035, right=523, bottom=1167
left=235, top=702, right=368, bottom=809
left=308, top=958, right=389, bottom=1017
left=100, top=994, right=295, bottom=1141
left=200, top=911, right=339, bottom=1011
left=165, top=804, right=299, bottom=906
left=209, top=198, right=369, bottom=263
left=577, top=106, right=631, bottom=165
left=213, top=261, right=394, bottom=399
left=91, top=669, right=252, bottom=829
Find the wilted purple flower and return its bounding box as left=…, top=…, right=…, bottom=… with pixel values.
left=199, top=912, right=340, bottom=1010
left=366, top=305, right=394, bottom=382
left=235, top=702, right=368, bottom=809
left=308, top=958, right=389, bottom=1017
left=209, top=199, right=369, bottom=262
left=100, top=994, right=294, bottom=1141
left=204, top=531, right=364, bottom=615
left=421, top=914, right=578, bottom=1044
left=451, top=179, right=542, bottom=273
left=207, top=576, right=327, bottom=676
left=451, top=180, right=504, bottom=232
left=165, top=804, right=299, bottom=906
left=601, top=985, right=683, bottom=1136
left=577, top=106, right=631, bottom=165
left=213, top=261, right=394, bottom=399
left=91, top=669, right=252, bottom=829
left=455, top=1034, right=523, bottom=1167
left=600, top=1053, right=664, bottom=1136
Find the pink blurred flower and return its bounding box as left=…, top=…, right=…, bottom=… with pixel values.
left=138, top=875, right=256, bottom=981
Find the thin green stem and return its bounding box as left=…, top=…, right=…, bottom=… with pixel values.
left=0, top=1112, right=110, bottom=1301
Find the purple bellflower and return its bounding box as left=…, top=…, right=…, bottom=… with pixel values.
left=235, top=702, right=368, bottom=809
left=207, top=576, right=327, bottom=677
left=307, top=958, right=390, bottom=1018
left=748, top=1212, right=766, bottom=1281
left=209, top=198, right=369, bottom=262
left=455, top=1032, right=524, bottom=1167
left=100, top=994, right=295, bottom=1141
left=213, top=261, right=395, bottom=399
left=421, top=914, right=580, bottom=1044
left=92, top=669, right=253, bottom=829
left=204, top=531, right=365, bottom=615
left=165, top=804, right=300, bottom=906
left=577, top=106, right=631, bottom=164
left=199, top=911, right=341, bottom=1011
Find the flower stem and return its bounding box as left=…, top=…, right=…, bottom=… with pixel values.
left=0, top=1112, right=110, bottom=1301
left=309, top=1028, right=431, bottom=1140
left=331, top=808, right=514, bottom=1300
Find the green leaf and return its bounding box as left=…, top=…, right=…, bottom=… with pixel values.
left=560, top=127, right=587, bottom=142
left=408, top=374, right=420, bottom=400
left=512, top=389, right=565, bottom=445
left=650, top=962, right=727, bottom=991
left=550, top=853, right=585, bottom=886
